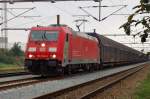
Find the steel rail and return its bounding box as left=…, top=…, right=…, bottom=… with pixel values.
left=0, top=77, right=39, bottom=91
left=0, top=72, right=30, bottom=78
left=0, top=76, right=63, bottom=91
left=34, top=63, right=146, bottom=99
left=0, top=76, right=39, bottom=85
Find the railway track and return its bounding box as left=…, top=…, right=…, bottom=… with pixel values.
left=0, top=70, right=94, bottom=91
left=79, top=65, right=144, bottom=99
left=0, top=75, right=64, bottom=91
left=34, top=63, right=145, bottom=99
left=0, top=77, right=40, bottom=91
left=0, top=62, right=148, bottom=99
left=0, top=71, right=30, bottom=78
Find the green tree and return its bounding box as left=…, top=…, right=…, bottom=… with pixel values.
left=0, top=43, right=24, bottom=65
left=0, top=49, right=15, bottom=64
left=120, top=0, right=150, bottom=43
left=9, top=42, right=24, bottom=56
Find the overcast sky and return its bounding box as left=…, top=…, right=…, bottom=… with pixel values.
left=0, top=0, right=150, bottom=53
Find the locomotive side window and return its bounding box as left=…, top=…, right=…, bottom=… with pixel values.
left=30, top=31, right=58, bottom=41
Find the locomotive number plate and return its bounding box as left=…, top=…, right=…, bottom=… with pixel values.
left=40, top=48, right=46, bottom=52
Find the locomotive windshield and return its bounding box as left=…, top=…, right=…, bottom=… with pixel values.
left=30, top=30, right=58, bottom=41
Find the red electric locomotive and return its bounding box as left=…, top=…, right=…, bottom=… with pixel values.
left=25, top=24, right=100, bottom=75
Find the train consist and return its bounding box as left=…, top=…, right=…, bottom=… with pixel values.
left=24, top=24, right=147, bottom=75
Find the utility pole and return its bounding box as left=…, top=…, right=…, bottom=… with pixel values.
left=99, top=0, right=102, bottom=21
left=1, top=3, right=8, bottom=49
left=0, top=7, right=39, bottom=49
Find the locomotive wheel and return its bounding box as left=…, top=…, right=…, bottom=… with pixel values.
left=65, top=65, right=72, bottom=75
left=89, top=65, right=94, bottom=72
left=95, top=64, right=99, bottom=71
left=86, top=64, right=93, bottom=72
left=86, top=65, right=90, bottom=72
left=99, top=64, right=103, bottom=70
left=50, top=67, right=64, bottom=76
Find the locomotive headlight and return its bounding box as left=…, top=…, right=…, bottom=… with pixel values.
left=29, top=54, right=33, bottom=58
left=28, top=47, right=36, bottom=52
left=41, top=43, right=45, bottom=47
left=52, top=54, right=56, bottom=59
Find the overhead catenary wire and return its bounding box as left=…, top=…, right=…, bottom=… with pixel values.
left=0, top=7, right=36, bottom=25
left=81, top=5, right=127, bottom=8
left=100, top=5, right=127, bottom=21
left=0, top=0, right=98, bottom=4
left=79, top=5, right=127, bottom=22
left=9, top=15, right=56, bottom=27
left=51, top=4, right=74, bottom=16
left=1, top=7, right=41, bottom=18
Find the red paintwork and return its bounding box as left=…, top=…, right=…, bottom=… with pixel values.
left=68, top=33, right=100, bottom=63
left=25, top=25, right=100, bottom=65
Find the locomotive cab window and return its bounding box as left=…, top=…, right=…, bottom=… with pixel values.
left=30, top=30, right=58, bottom=41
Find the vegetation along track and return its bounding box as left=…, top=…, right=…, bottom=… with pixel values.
left=34, top=63, right=146, bottom=99
left=0, top=76, right=64, bottom=91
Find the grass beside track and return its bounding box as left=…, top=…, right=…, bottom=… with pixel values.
left=134, top=72, right=150, bottom=99
left=0, top=63, right=25, bottom=73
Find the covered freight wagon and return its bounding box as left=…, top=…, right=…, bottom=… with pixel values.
left=87, top=32, right=146, bottom=66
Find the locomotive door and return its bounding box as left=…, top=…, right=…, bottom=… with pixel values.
left=63, top=33, right=69, bottom=65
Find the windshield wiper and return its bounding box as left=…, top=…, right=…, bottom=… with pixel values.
left=43, top=31, right=47, bottom=40
left=41, top=33, right=45, bottom=41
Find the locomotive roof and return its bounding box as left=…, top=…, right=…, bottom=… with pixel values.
left=73, top=31, right=98, bottom=42
left=31, top=25, right=98, bottom=42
